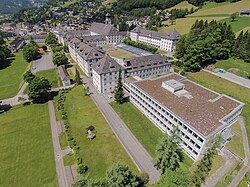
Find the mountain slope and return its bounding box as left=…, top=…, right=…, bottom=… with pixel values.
left=0, top=0, right=46, bottom=15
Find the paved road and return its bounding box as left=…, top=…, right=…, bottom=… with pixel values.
left=83, top=78, right=161, bottom=184
left=204, top=70, right=250, bottom=89
left=203, top=147, right=238, bottom=187
left=32, top=52, right=56, bottom=73
left=48, top=101, right=68, bottom=187
left=229, top=117, right=250, bottom=187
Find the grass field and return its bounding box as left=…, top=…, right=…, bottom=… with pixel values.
left=226, top=122, right=245, bottom=159
left=107, top=49, right=135, bottom=59
left=62, top=86, right=137, bottom=179
left=59, top=132, right=68, bottom=149
left=219, top=16, right=250, bottom=33
left=159, top=0, right=250, bottom=35
left=110, top=101, right=193, bottom=172
left=186, top=70, right=250, bottom=147
left=0, top=104, right=57, bottom=186
left=63, top=153, right=75, bottom=166
left=167, top=1, right=197, bottom=11
left=214, top=58, right=250, bottom=79
left=0, top=52, right=30, bottom=99
left=36, top=68, right=62, bottom=88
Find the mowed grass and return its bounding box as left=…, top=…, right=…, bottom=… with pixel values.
left=0, top=104, right=57, bottom=186
left=226, top=122, right=245, bottom=159
left=111, top=101, right=193, bottom=172
left=0, top=52, right=30, bottom=99
left=36, top=68, right=62, bottom=88
left=166, top=1, right=197, bottom=11
left=186, top=70, right=250, bottom=146
left=63, top=86, right=137, bottom=179
left=214, top=58, right=250, bottom=79
left=107, top=49, right=135, bottom=59
left=59, top=132, right=68, bottom=149
left=220, top=16, right=250, bottom=33
left=159, top=0, right=250, bottom=35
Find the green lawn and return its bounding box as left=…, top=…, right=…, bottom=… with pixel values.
left=110, top=102, right=193, bottom=172
left=107, top=49, right=135, bottom=59
left=61, top=86, right=137, bottom=179
left=63, top=153, right=75, bottom=166
left=0, top=104, right=57, bottom=186
left=226, top=122, right=245, bottom=159
left=187, top=70, right=250, bottom=148
left=36, top=68, right=62, bottom=88
left=214, top=58, right=250, bottom=79
left=0, top=52, right=30, bottom=99
left=59, top=132, right=68, bottom=149
left=220, top=16, right=250, bottom=33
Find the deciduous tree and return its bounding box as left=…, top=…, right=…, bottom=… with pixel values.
left=28, top=76, right=51, bottom=101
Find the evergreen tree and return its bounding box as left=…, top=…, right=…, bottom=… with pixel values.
left=106, top=163, right=140, bottom=187
left=114, top=69, right=124, bottom=104
left=155, top=131, right=183, bottom=174
left=75, top=69, right=81, bottom=85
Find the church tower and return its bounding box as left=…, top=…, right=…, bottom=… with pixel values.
left=105, top=13, right=112, bottom=25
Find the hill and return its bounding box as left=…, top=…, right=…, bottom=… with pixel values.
left=0, top=0, right=47, bottom=15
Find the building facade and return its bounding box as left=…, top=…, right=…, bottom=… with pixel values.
left=130, top=26, right=181, bottom=52
left=129, top=73, right=244, bottom=160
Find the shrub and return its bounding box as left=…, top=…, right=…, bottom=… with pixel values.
left=76, top=157, right=82, bottom=165
left=76, top=164, right=88, bottom=174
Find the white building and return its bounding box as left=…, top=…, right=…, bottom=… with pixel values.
left=130, top=26, right=180, bottom=52
left=68, top=37, right=105, bottom=77
left=123, top=55, right=171, bottom=78
left=129, top=73, right=244, bottom=160
left=92, top=55, right=125, bottom=93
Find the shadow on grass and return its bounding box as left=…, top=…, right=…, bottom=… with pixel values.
left=32, top=91, right=59, bottom=104
left=0, top=55, right=15, bottom=70
left=0, top=104, right=12, bottom=114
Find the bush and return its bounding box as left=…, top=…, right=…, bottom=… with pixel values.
left=76, top=157, right=82, bottom=165
left=77, top=164, right=88, bottom=174
left=124, top=38, right=158, bottom=53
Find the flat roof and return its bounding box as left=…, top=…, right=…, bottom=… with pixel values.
left=132, top=73, right=243, bottom=137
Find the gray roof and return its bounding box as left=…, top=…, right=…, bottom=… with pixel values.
left=131, top=26, right=180, bottom=40
left=124, top=54, right=169, bottom=72
left=92, top=55, right=123, bottom=75
left=76, top=43, right=104, bottom=60
left=89, top=22, right=119, bottom=35
left=10, top=37, right=25, bottom=49
left=58, top=65, right=70, bottom=81
left=83, top=35, right=107, bottom=43
left=23, top=34, right=47, bottom=40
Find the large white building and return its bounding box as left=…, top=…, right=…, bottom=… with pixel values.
left=130, top=26, right=181, bottom=52
left=92, top=55, right=125, bottom=93
left=129, top=73, right=244, bottom=160
left=92, top=54, right=172, bottom=93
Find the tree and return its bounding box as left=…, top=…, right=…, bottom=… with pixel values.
left=155, top=129, right=183, bottom=173
left=23, top=43, right=39, bottom=62
left=45, top=32, right=58, bottom=45
left=155, top=168, right=191, bottom=187
left=53, top=52, right=68, bottom=66
left=28, top=76, right=51, bottom=101
left=23, top=70, right=35, bottom=83
left=75, top=69, right=81, bottom=85
left=106, top=163, right=140, bottom=187
left=0, top=32, right=11, bottom=63
left=230, top=13, right=237, bottom=22
left=114, top=69, right=124, bottom=104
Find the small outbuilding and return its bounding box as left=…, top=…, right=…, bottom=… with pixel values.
left=240, top=10, right=250, bottom=16
left=58, top=65, right=71, bottom=86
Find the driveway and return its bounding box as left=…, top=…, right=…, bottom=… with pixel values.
left=32, top=52, right=56, bottom=73
left=82, top=78, right=161, bottom=184
left=204, top=70, right=250, bottom=89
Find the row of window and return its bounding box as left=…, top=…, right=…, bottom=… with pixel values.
left=130, top=86, right=204, bottom=144
left=131, top=96, right=199, bottom=156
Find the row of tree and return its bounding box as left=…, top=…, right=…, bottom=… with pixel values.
left=124, top=38, right=158, bottom=54
left=175, top=19, right=250, bottom=72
